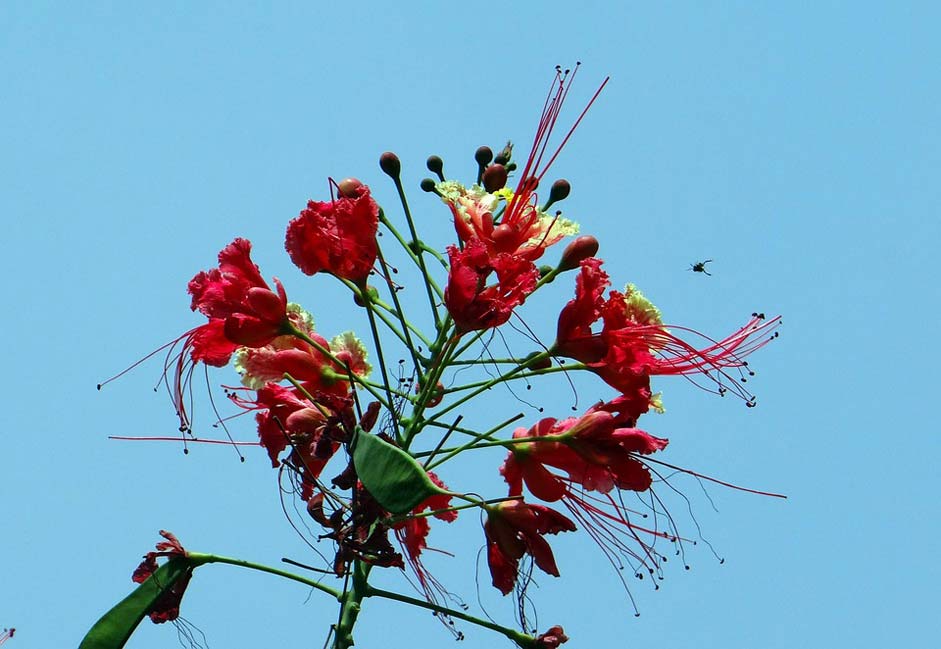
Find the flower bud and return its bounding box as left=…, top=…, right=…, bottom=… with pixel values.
left=337, top=177, right=364, bottom=198
left=379, top=152, right=401, bottom=179
left=426, top=155, right=444, bottom=179
left=558, top=235, right=600, bottom=271
left=474, top=146, right=493, bottom=167
left=482, top=163, right=508, bottom=192
left=549, top=179, right=571, bottom=203
left=420, top=178, right=438, bottom=193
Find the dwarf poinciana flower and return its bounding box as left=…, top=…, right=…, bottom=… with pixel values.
left=188, top=237, right=290, bottom=348
left=234, top=304, right=371, bottom=399
left=483, top=500, right=576, bottom=595
left=132, top=530, right=191, bottom=624
left=228, top=383, right=353, bottom=502
left=97, top=238, right=292, bottom=432
left=501, top=409, right=668, bottom=503
left=555, top=257, right=781, bottom=405
left=285, top=180, right=379, bottom=284
left=444, top=238, right=539, bottom=331
left=437, top=181, right=578, bottom=262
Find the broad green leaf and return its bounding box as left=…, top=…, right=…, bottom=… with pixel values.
left=352, top=429, right=446, bottom=514
left=79, top=558, right=193, bottom=649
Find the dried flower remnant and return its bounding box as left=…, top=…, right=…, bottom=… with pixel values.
left=483, top=500, right=576, bottom=595
left=132, top=531, right=192, bottom=623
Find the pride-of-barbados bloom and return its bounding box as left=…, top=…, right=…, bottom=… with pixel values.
left=233, top=304, right=371, bottom=399
left=436, top=180, right=578, bottom=263
left=108, top=237, right=292, bottom=433
left=483, top=499, right=576, bottom=596
left=444, top=237, right=540, bottom=332
left=500, top=409, right=669, bottom=503
left=229, top=383, right=351, bottom=502
left=285, top=179, right=379, bottom=284
left=188, top=237, right=291, bottom=349
left=131, top=530, right=191, bottom=624
left=554, top=257, right=781, bottom=408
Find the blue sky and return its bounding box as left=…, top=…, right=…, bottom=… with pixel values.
left=2, top=2, right=939, bottom=648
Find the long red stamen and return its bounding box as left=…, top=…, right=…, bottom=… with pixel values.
left=506, top=65, right=609, bottom=224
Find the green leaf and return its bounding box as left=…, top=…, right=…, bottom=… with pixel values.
left=352, top=429, right=446, bottom=514
left=79, top=558, right=193, bottom=649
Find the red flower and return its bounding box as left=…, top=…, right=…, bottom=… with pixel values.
left=234, top=319, right=371, bottom=399
left=158, top=239, right=290, bottom=431
left=229, top=383, right=347, bottom=501
left=188, top=238, right=289, bottom=348
left=483, top=500, right=576, bottom=595
left=501, top=408, right=668, bottom=501
left=444, top=238, right=539, bottom=331
left=285, top=180, right=379, bottom=284
left=438, top=182, right=578, bottom=263
left=555, top=258, right=782, bottom=406
left=131, top=531, right=191, bottom=624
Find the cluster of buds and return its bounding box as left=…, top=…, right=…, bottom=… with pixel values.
left=99, top=64, right=781, bottom=649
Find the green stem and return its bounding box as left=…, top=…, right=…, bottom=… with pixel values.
left=440, top=363, right=576, bottom=395
left=365, top=585, right=537, bottom=648
left=359, top=282, right=401, bottom=438
left=186, top=552, right=341, bottom=599
left=334, top=561, right=371, bottom=649
left=373, top=242, right=427, bottom=381
left=425, top=350, right=551, bottom=426
left=286, top=323, right=392, bottom=412
left=379, top=205, right=443, bottom=319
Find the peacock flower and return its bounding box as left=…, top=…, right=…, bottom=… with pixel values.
left=285, top=179, right=379, bottom=284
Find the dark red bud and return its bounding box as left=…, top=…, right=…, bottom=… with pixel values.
left=337, top=178, right=364, bottom=198
left=549, top=179, right=571, bottom=203
left=558, top=235, right=600, bottom=271
left=474, top=146, right=493, bottom=167
left=482, top=164, right=508, bottom=192
left=379, top=152, right=401, bottom=178
left=426, top=155, right=444, bottom=178
left=420, top=178, right=438, bottom=193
